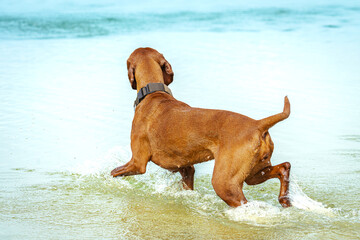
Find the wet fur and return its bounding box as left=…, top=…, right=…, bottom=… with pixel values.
left=111, top=47, right=292, bottom=208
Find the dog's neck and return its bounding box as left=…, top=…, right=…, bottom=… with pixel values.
left=133, top=60, right=172, bottom=108
left=135, top=60, right=165, bottom=92
left=136, top=78, right=163, bottom=92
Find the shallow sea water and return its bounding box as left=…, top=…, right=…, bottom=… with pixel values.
left=1, top=0, right=360, bottom=239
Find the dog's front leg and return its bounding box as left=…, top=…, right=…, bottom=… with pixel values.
left=111, top=157, right=148, bottom=177
left=111, top=135, right=151, bottom=177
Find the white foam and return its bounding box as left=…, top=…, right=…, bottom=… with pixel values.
left=289, top=177, right=334, bottom=216
left=225, top=201, right=287, bottom=225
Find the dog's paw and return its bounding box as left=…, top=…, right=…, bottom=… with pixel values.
left=279, top=196, right=291, bottom=208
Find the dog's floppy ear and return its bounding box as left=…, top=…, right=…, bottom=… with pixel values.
left=127, top=60, right=137, bottom=90
left=160, top=55, right=174, bottom=86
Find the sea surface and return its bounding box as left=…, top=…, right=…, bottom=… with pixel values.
left=1, top=0, right=360, bottom=239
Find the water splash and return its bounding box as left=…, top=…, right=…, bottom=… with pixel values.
left=225, top=201, right=289, bottom=226
left=66, top=146, right=340, bottom=226
left=289, top=177, right=334, bottom=216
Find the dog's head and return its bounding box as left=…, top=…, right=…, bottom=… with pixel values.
left=127, top=48, right=174, bottom=90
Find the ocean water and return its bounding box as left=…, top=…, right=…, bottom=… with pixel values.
left=1, top=0, right=360, bottom=239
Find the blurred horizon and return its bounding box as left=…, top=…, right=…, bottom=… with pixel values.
left=1, top=0, right=360, bottom=39
left=1, top=0, right=360, bottom=13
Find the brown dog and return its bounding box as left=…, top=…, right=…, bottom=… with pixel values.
left=111, top=47, right=291, bottom=208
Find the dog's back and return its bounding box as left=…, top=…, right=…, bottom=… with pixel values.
left=112, top=47, right=292, bottom=208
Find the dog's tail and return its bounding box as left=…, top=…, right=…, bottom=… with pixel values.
left=258, top=96, right=290, bottom=132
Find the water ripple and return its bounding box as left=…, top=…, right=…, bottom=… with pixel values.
left=0, top=5, right=358, bottom=39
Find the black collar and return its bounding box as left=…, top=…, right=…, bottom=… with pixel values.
left=134, top=83, right=173, bottom=108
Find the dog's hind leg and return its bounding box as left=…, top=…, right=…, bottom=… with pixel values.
left=245, top=162, right=291, bottom=207
left=212, top=173, right=248, bottom=207
left=211, top=154, right=251, bottom=207
left=179, top=165, right=195, bottom=190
